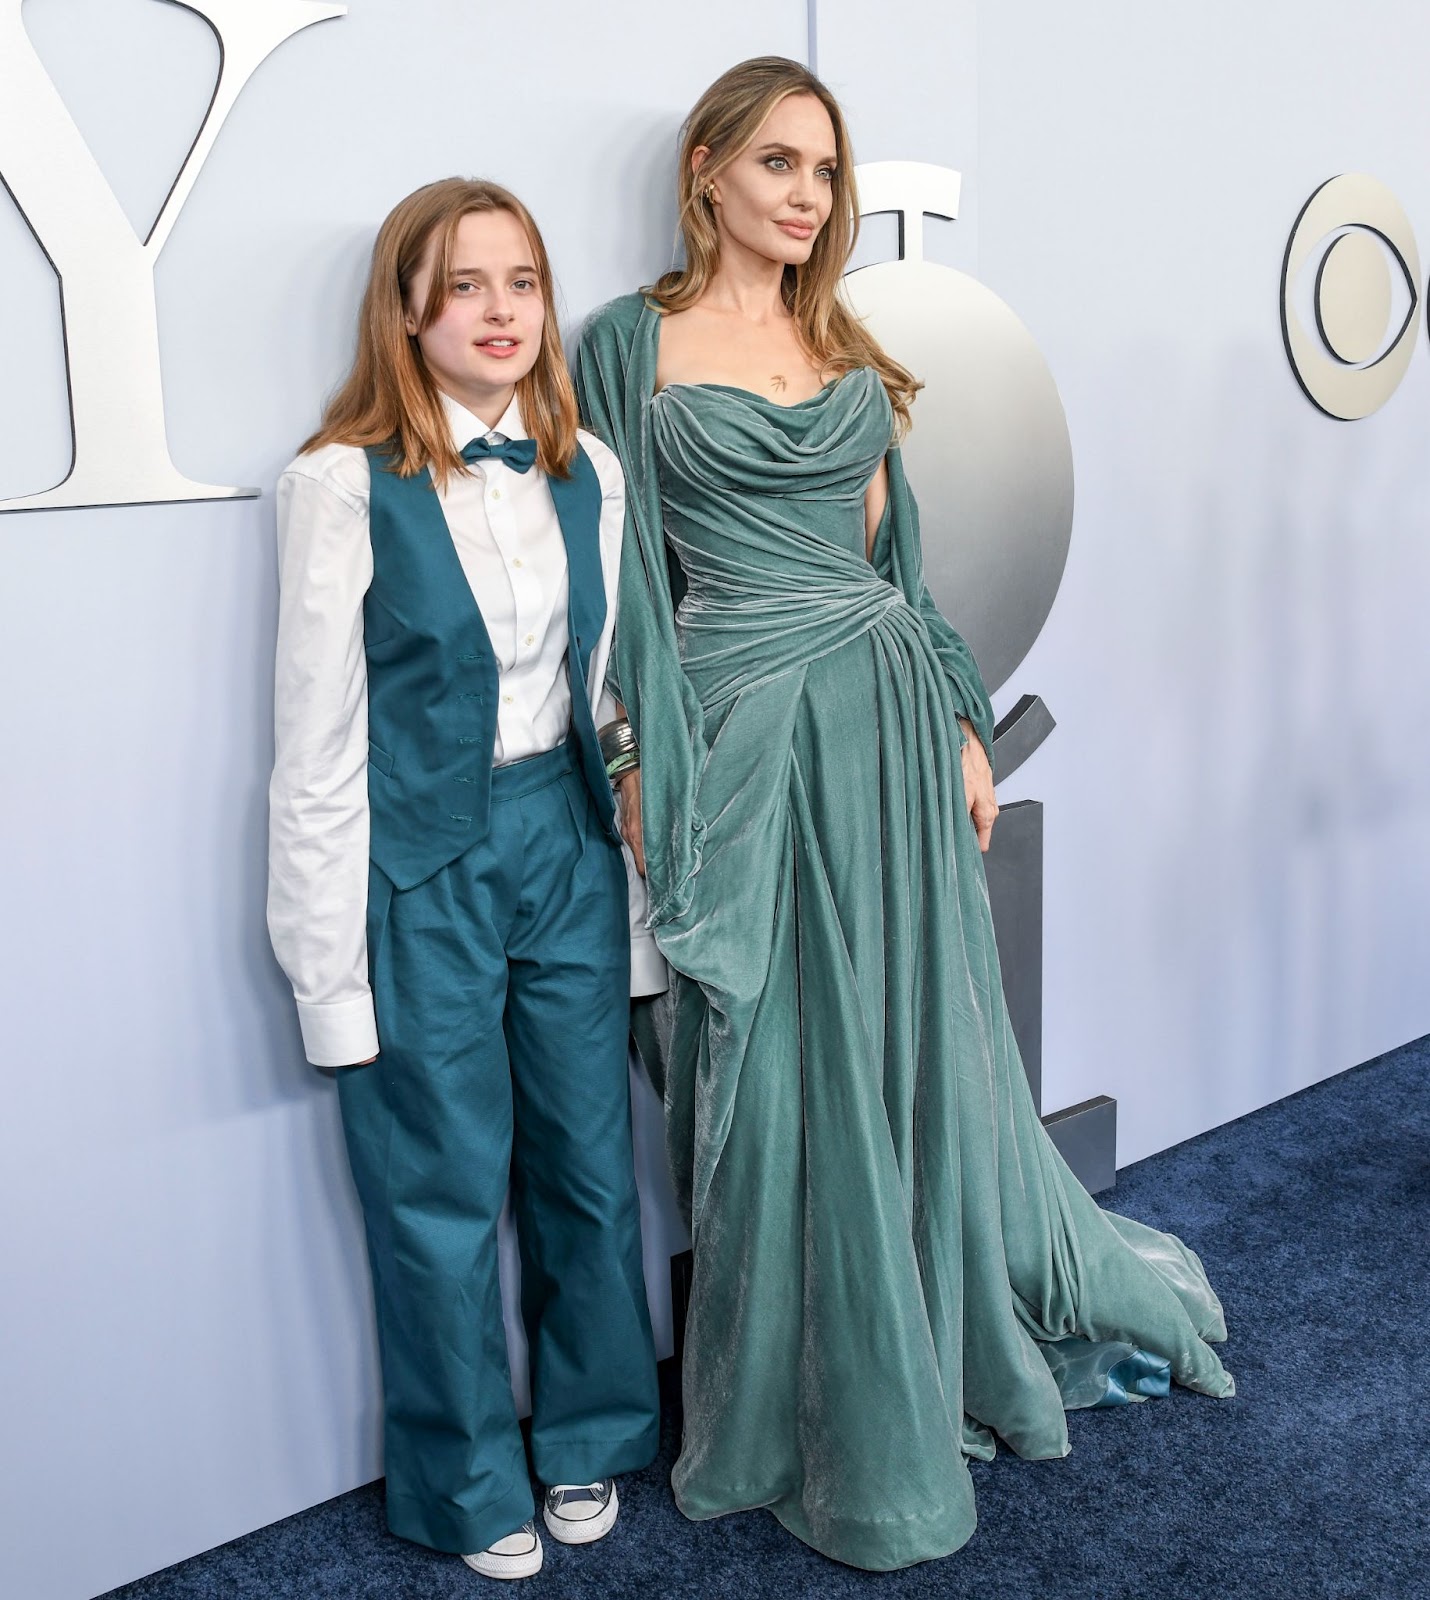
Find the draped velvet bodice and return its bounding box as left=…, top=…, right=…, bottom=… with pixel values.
left=651, top=367, right=885, bottom=560
left=650, top=368, right=908, bottom=711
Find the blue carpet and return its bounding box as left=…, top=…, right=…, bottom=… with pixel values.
left=101, top=1038, right=1430, bottom=1600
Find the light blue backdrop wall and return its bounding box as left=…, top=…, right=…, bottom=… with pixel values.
left=2, top=3, right=1427, bottom=1598
left=973, top=1, right=1430, bottom=1155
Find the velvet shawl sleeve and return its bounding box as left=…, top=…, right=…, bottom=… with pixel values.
left=874, top=445, right=997, bottom=769
left=573, top=294, right=709, bottom=927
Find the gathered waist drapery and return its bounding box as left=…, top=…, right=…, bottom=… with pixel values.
left=675, top=567, right=909, bottom=711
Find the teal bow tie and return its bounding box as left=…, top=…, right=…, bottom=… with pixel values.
left=461, top=435, right=538, bottom=473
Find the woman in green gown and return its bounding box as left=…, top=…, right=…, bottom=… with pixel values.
left=575, top=56, right=1233, bottom=1572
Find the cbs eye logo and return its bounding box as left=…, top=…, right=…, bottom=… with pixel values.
left=1281, top=173, right=1424, bottom=419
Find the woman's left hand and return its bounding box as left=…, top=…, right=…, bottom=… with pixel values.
left=958, top=718, right=998, bottom=852
left=615, top=768, right=646, bottom=877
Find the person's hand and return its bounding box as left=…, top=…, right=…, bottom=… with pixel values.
left=958, top=718, right=998, bottom=853
left=345, top=1055, right=377, bottom=1067
left=615, top=768, right=646, bottom=877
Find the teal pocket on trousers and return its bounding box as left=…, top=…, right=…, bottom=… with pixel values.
left=365, top=860, right=396, bottom=996
left=559, top=770, right=592, bottom=848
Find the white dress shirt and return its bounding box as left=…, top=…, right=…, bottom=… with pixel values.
left=268, top=394, right=665, bottom=1069
left=441, top=395, right=574, bottom=764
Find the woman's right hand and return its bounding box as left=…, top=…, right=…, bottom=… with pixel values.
left=616, top=768, right=646, bottom=877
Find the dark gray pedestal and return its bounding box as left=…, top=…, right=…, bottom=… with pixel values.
left=983, top=798, right=1116, bottom=1195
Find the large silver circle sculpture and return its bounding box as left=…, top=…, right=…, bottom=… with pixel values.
left=1280, top=172, right=1422, bottom=420
left=845, top=163, right=1075, bottom=702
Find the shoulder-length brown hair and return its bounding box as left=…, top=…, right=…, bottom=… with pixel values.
left=647, top=56, right=920, bottom=435
left=303, top=177, right=579, bottom=482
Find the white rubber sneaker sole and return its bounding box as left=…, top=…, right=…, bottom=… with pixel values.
left=543, top=1481, right=619, bottom=1546
left=461, top=1526, right=544, bottom=1580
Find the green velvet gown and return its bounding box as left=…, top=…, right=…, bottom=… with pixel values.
left=575, top=293, right=1233, bottom=1572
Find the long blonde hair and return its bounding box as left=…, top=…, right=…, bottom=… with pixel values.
left=647, top=56, right=920, bottom=434
left=303, top=177, right=579, bottom=482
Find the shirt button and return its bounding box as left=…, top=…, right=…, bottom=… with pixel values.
left=524, top=633, right=535, bottom=645
left=492, top=488, right=502, bottom=500
left=502, top=694, right=514, bottom=705
left=512, top=558, right=524, bottom=568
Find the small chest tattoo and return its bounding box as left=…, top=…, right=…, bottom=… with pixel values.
left=770, top=374, right=787, bottom=394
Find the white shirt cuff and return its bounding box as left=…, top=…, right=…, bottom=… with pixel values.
left=630, top=929, right=669, bottom=999
left=297, top=994, right=380, bottom=1068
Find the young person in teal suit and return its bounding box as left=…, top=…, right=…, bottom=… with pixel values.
left=268, top=178, right=661, bottom=1582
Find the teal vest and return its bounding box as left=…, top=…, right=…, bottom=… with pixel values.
left=363, top=443, right=617, bottom=891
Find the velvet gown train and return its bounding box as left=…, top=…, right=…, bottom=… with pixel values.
left=575, top=294, right=1233, bottom=1572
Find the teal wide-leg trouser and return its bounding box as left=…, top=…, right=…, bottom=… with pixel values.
left=337, top=743, right=660, bottom=1556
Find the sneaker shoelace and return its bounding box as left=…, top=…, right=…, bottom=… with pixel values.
left=547, top=1481, right=610, bottom=1512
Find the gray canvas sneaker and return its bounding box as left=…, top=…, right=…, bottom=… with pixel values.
left=543, top=1479, right=619, bottom=1545
left=461, top=1520, right=544, bottom=1580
